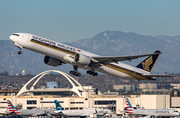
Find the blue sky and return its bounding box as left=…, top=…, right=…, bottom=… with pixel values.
left=1, top=0, right=180, bottom=42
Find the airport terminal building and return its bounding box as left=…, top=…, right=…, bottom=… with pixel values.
left=0, top=70, right=180, bottom=116
left=1, top=92, right=180, bottom=116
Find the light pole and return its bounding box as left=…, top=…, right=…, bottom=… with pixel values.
left=9, top=84, right=14, bottom=105
left=161, top=85, right=166, bottom=109
left=112, top=100, right=114, bottom=113
left=41, top=87, right=45, bottom=109
left=86, top=83, right=92, bottom=109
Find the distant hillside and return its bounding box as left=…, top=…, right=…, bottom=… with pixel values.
left=1, top=31, right=180, bottom=75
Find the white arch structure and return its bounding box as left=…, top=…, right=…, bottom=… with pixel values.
left=17, top=70, right=85, bottom=97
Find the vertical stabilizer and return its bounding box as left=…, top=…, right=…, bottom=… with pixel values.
left=125, top=98, right=134, bottom=113
left=7, top=100, right=20, bottom=114
left=55, top=100, right=64, bottom=110
left=136, top=50, right=161, bottom=72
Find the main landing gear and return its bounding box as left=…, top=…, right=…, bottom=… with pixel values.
left=87, top=70, right=98, bottom=76
left=70, top=66, right=81, bottom=77
left=69, top=66, right=98, bottom=77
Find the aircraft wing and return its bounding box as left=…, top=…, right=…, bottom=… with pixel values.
left=54, top=110, right=63, bottom=113
left=91, top=51, right=161, bottom=63
left=32, top=113, right=42, bottom=116
left=81, top=109, right=97, bottom=116
left=32, top=111, right=51, bottom=116
left=80, top=115, right=87, bottom=117
left=143, top=74, right=173, bottom=77
left=32, top=113, right=51, bottom=117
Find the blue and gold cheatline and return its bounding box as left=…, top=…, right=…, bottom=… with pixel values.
left=30, top=36, right=76, bottom=56
left=105, top=63, right=154, bottom=80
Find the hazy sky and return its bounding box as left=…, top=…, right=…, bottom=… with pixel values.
left=1, top=0, right=180, bottom=42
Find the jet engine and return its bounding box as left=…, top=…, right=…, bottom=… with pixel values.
left=44, top=56, right=62, bottom=67
left=74, top=54, right=92, bottom=65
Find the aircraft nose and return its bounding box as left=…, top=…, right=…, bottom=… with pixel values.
left=9, top=35, right=18, bottom=42
left=9, top=35, right=15, bottom=42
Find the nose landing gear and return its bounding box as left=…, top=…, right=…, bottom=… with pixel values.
left=18, top=50, right=22, bottom=54
left=18, top=47, right=22, bottom=54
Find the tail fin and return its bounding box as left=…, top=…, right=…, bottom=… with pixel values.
left=7, top=100, right=20, bottom=114
left=55, top=100, right=64, bottom=110
left=125, top=98, right=133, bottom=113
left=136, top=50, right=161, bottom=72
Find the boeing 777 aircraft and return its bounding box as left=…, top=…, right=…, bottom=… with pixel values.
left=125, top=98, right=180, bottom=118
left=9, top=33, right=171, bottom=80
left=7, top=100, right=57, bottom=116
left=54, top=100, right=113, bottom=117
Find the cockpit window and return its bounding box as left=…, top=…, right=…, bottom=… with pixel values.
left=173, top=110, right=178, bottom=112
left=13, top=34, right=19, bottom=36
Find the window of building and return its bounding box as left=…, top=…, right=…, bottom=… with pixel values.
left=27, top=107, right=36, bottom=109
left=0, top=107, right=7, bottom=109
left=76, top=102, right=84, bottom=104
left=40, top=101, right=64, bottom=103
left=70, top=102, right=84, bottom=104
left=27, top=100, right=37, bottom=104
left=70, top=107, right=78, bottom=110
left=95, top=100, right=116, bottom=105
left=172, top=107, right=180, bottom=108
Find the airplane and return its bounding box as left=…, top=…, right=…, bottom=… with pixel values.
left=125, top=98, right=180, bottom=118
left=9, top=33, right=171, bottom=80
left=54, top=100, right=113, bottom=117
left=7, top=100, right=57, bottom=116
left=0, top=109, right=10, bottom=116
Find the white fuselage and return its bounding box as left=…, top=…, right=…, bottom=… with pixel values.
left=130, top=109, right=180, bottom=117
left=9, top=109, right=58, bottom=116
left=10, top=33, right=151, bottom=80
left=55, top=108, right=112, bottom=116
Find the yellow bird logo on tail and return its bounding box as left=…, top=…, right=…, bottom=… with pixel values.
left=142, top=56, right=153, bottom=71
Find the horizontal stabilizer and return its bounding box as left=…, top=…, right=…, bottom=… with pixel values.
left=143, top=74, right=173, bottom=77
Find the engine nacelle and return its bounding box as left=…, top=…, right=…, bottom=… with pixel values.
left=44, top=56, right=62, bottom=67
left=74, top=54, right=92, bottom=65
